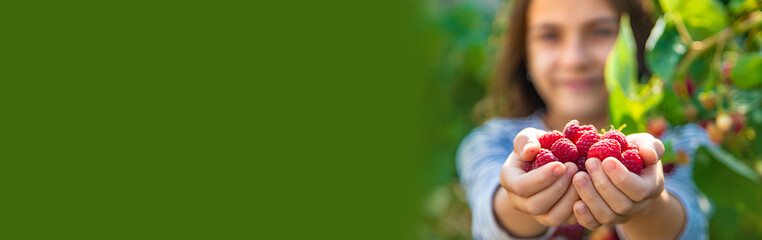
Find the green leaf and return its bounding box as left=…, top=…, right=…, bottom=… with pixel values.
left=728, top=88, right=762, bottom=113
left=728, top=0, right=759, bottom=16
left=687, top=47, right=715, bottom=83
left=711, top=204, right=762, bottom=239
left=606, top=15, right=665, bottom=133
left=747, top=109, right=762, bottom=157
left=638, top=75, right=665, bottom=114
left=694, top=145, right=762, bottom=209
left=731, top=53, right=762, bottom=89
left=709, top=205, right=743, bottom=240
left=674, top=0, right=729, bottom=40
left=660, top=89, right=685, bottom=125
left=608, top=89, right=646, bottom=134
left=660, top=140, right=676, bottom=164
left=646, top=17, right=687, bottom=81
left=659, top=0, right=680, bottom=13
left=694, top=145, right=762, bottom=238
left=605, top=15, right=638, bottom=98
left=701, top=66, right=721, bottom=93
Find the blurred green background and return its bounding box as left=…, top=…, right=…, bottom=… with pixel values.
left=420, top=0, right=762, bottom=239
left=420, top=0, right=506, bottom=238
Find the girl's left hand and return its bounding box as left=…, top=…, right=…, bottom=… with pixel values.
left=571, top=133, right=666, bottom=230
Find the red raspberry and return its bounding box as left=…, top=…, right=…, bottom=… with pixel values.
left=731, top=113, right=746, bottom=133
left=627, top=143, right=638, bottom=151
left=575, top=130, right=601, bottom=157
left=550, top=138, right=578, bottom=163
left=647, top=117, right=668, bottom=138
left=588, top=138, right=622, bottom=161
left=621, top=149, right=643, bottom=174
left=538, top=131, right=564, bottom=150
left=575, top=125, right=597, bottom=140
left=603, top=129, right=627, bottom=152
left=579, top=124, right=597, bottom=133
left=564, top=120, right=580, bottom=141
left=551, top=224, right=586, bottom=240
left=533, top=149, right=559, bottom=169
left=523, top=161, right=534, bottom=172
left=575, top=155, right=587, bottom=172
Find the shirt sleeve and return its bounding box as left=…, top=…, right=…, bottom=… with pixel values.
left=617, top=124, right=711, bottom=240
left=663, top=124, right=712, bottom=240
left=456, top=122, right=556, bottom=240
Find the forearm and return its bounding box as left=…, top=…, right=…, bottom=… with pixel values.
left=620, top=190, right=685, bottom=240
left=493, top=187, right=549, bottom=237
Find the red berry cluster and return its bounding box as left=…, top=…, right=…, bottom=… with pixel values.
left=523, top=120, right=644, bottom=174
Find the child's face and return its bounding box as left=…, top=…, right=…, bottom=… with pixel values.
left=525, top=0, right=618, bottom=118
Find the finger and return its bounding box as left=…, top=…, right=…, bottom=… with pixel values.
left=535, top=170, right=580, bottom=226
left=506, top=192, right=530, bottom=214
left=573, top=200, right=600, bottom=230
left=502, top=156, right=567, bottom=198
left=506, top=187, right=560, bottom=217
left=572, top=172, right=621, bottom=225
left=522, top=162, right=578, bottom=215
left=504, top=151, right=525, bottom=170
left=562, top=215, right=577, bottom=225
left=626, top=133, right=665, bottom=166
left=601, top=157, right=665, bottom=202
left=513, top=128, right=547, bottom=161
left=586, top=158, right=636, bottom=215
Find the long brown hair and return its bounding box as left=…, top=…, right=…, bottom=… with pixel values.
left=474, top=0, right=654, bottom=122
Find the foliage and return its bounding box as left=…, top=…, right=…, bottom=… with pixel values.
left=608, top=1, right=762, bottom=238
left=423, top=0, right=505, bottom=190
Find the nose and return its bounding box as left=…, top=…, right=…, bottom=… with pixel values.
left=559, top=35, right=591, bottom=71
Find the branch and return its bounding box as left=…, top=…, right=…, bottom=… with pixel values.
left=673, top=11, right=762, bottom=80
left=673, top=14, right=693, bottom=44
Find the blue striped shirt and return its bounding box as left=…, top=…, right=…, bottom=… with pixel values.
left=456, top=111, right=711, bottom=239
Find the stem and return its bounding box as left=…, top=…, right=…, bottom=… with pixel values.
left=673, top=11, right=762, bottom=82
left=712, top=30, right=727, bottom=75
left=734, top=11, right=762, bottom=32
left=673, top=14, right=693, bottom=44
left=742, top=28, right=757, bottom=51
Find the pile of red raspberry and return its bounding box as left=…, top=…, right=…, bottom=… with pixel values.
left=523, top=120, right=644, bottom=174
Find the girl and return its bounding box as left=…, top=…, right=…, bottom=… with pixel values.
left=456, top=0, right=710, bottom=239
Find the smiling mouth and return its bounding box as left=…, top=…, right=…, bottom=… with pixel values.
left=561, top=79, right=602, bottom=92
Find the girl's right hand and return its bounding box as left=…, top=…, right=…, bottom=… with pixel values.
left=497, top=128, right=580, bottom=227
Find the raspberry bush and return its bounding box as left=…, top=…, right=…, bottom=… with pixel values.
left=609, top=5, right=762, bottom=238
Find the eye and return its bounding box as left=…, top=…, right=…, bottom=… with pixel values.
left=593, top=28, right=616, bottom=37
left=539, top=32, right=559, bottom=41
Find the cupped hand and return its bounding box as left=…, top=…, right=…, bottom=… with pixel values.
left=571, top=133, right=666, bottom=229
left=498, top=128, right=581, bottom=227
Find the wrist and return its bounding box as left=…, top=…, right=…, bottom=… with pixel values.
left=619, top=190, right=686, bottom=239
left=493, top=187, right=549, bottom=237
left=627, top=189, right=670, bottom=223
